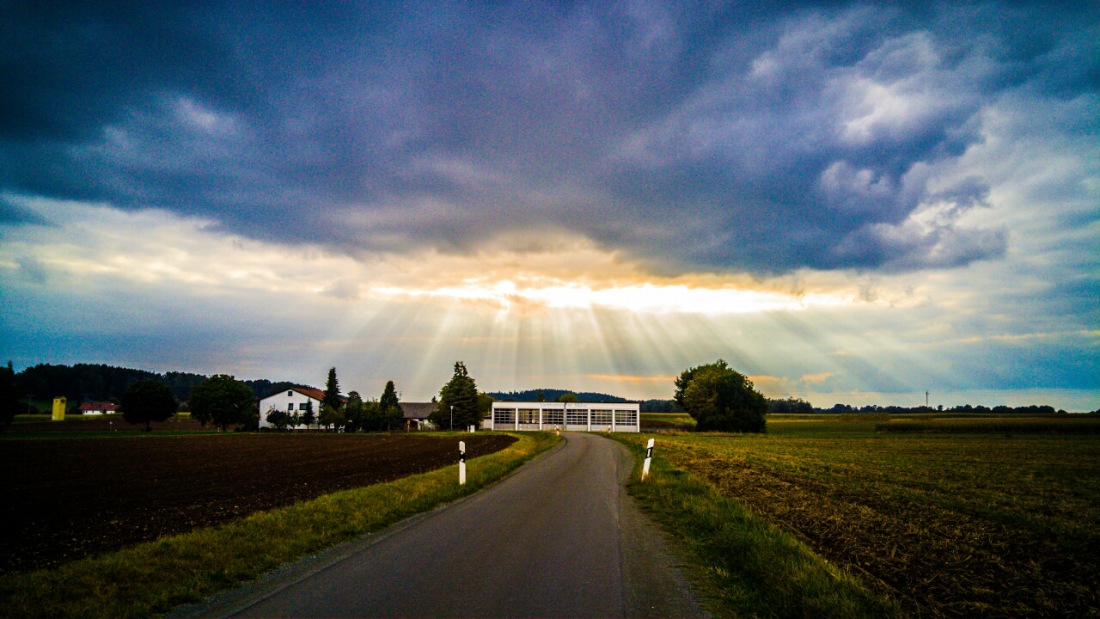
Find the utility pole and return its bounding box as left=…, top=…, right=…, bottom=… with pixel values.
left=450, top=405, right=453, bottom=431
left=925, top=391, right=929, bottom=408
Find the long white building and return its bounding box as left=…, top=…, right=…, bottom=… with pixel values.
left=487, top=401, right=640, bottom=433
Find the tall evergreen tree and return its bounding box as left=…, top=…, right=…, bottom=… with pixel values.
left=319, top=367, right=343, bottom=431
left=379, top=380, right=403, bottom=430
left=431, top=362, right=480, bottom=430
left=322, top=367, right=342, bottom=411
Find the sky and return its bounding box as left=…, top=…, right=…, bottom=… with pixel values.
left=1, top=1, right=1097, bottom=410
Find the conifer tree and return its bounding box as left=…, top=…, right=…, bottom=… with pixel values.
left=380, top=380, right=403, bottom=430
left=319, top=367, right=344, bottom=430
left=431, top=362, right=480, bottom=430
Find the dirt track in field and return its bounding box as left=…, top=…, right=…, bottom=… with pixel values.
left=0, top=431, right=515, bottom=574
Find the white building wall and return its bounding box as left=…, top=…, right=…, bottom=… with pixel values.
left=258, top=390, right=322, bottom=429
left=489, top=402, right=640, bottom=433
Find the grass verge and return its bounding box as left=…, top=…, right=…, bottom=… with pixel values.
left=0, top=431, right=558, bottom=618
left=613, top=436, right=902, bottom=618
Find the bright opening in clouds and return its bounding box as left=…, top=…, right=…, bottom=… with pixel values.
left=1, top=1, right=1096, bottom=409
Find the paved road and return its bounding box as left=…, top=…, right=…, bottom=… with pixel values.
left=180, top=432, right=702, bottom=618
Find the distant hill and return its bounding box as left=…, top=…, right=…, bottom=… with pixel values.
left=487, top=389, right=630, bottom=403
left=14, top=363, right=310, bottom=405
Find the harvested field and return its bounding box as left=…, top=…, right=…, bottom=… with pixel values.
left=625, top=425, right=1100, bottom=617
left=0, top=433, right=515, bottom=574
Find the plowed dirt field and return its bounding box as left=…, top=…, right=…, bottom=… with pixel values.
left=1, top=431, right=515, bottom=574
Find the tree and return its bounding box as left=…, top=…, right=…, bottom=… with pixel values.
left=322, top=367, right=342, bottom=412
left=189, top=374, right=256, bottom=431
left=361, top=399, right=382, bottom=432
left=1, top=361, right=21, bottom=431
left=431, top=362, right=480, bottom=430
left=319, top=399, right=346, bottom=431
left=318, top=367, right=343, bottom=431
left=675, top=360, right=767, bottom=433
left=344, top=391, right=365, bottom=432
left=556, top=393, right=578, bottom=403
left=379, top=380, right=403, bottom=431
left=265, top=407, right=291, bottom=431
left=478, top=392, right=495, bottom=418
left=301, top=400, right=316, bottom=428
left=121, top=379, right=178, bottom=431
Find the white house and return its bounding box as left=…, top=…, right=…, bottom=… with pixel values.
left=78, top=401, right=119, bottom=415
left=258, top=387, right=327, bottom=429
left=487, top=401, right=640, bottom=433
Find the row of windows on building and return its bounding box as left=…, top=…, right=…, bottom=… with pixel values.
left=492, top=408, right=638, bottom=426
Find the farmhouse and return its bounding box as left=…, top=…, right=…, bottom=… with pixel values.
left=401, top=402, right=437, bottom=430
left=488, top=401, right=640, bottom=433
left=258, top=387, right=329, bottom=429
left=78, top=401, right=119, bottom=415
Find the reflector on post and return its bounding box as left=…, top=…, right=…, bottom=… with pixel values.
left=459, top=441, right=466, bottom=485
left=642, top=438, right=654, bottom=481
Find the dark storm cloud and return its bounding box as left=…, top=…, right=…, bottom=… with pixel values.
left=2, top=1, right=1096, bottom=272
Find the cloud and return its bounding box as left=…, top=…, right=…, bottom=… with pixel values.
left=2, top=2, right=1095, bottom=277
left=0, top=3, right=1096, bottom=410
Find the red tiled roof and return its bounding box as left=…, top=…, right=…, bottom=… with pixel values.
left=286, top=387, right=349, bottom=403
left=78, top=402, right=119, bottom=412
left=290, top=386, right=325, bottom=400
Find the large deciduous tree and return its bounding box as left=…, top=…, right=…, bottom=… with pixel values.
left=675, top=360, right=767, bottom=433
left=431, top=362, right=480, bottom=431
left=189, top=374, right=255, bottom=431
left=121, top=379, right=178, bottom=431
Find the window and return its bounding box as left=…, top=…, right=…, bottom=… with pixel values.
left=493, top=408, right=516, bottom=425
left=615, top=409, right=638, bottom=427
left=592, top=409, right=613, bottom=426
left=287, top=403, right=294, bottom=412
left=543, top=409, right=564, bottom=426
left=287, top=390, right=293, bottom=396
left=566, top=409, right=588, bottom=426
left=300, top=402, right=310, bottom=410
left=518, top=409, right=539, bottom=424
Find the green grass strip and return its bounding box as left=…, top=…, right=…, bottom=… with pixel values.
left=614, top=436, right=902, bottom=618
left=0, top=431, right=558, bottom=619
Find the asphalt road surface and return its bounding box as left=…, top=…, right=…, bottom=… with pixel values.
left=179, top=432, right=703, bottom=618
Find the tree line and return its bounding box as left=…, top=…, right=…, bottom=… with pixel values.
left=11, top=362, right=305, bottom=409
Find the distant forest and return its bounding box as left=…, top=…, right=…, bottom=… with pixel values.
left=13, top=363, right=309, bottom=410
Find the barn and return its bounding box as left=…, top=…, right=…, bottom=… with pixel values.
left=487, top=401, right=640, bottom=433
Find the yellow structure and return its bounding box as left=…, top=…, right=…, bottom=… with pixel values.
left=52, top=397, right=66, bottom=421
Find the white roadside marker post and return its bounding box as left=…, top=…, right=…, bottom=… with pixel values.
left=642, top=438, right=655, bottom=481
left=459, top=441, right=466, bottom=485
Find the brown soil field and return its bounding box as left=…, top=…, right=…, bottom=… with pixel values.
left=0, top=431, right=516, bottom=574
left=678, top=451, right=1098, bottom=617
